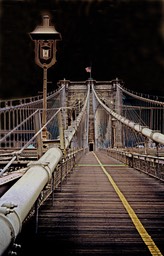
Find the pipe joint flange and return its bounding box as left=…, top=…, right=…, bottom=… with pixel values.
left=40, top=162, right=52, bottom=181
left=0, top=203, right=22, bottom=233
left=0, top=206, right=13, bottom=215
left=149, top=130, right=156, bottom=141
left=0, top=203, right=17, bottom=215
left=1, top=202, right=18, bottom=209
left=27, top=162, right=52, bottom=181
left=150, top=130, right=161, bottom=141
left=0, top=213, right=16, bottom=242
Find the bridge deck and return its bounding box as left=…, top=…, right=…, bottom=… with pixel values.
left=16, top=151, right=164, bottom=256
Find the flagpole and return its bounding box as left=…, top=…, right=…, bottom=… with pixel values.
left=90, top=62, right=92, bottom=79
left=85, top=66, right=92, bottom=79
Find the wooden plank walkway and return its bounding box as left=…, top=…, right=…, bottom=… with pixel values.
left=15, top=151, right=164, bottom=256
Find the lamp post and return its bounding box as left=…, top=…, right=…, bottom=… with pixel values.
left=29, top=15, right=61, bottom=140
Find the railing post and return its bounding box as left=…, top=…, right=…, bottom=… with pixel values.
left=34, top=110, right=43, bottom=158
left=51, top=173, right=55, bottom=206
left=60, top=160, right=64, bottom=191
left=35, top=198, right=39, bottom=234
left=144, top=138, right=149, bottom=155
left=156, top=142, right=159, bottom=157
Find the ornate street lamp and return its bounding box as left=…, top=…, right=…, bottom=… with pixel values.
left=29, top=15, right=61, bottom=140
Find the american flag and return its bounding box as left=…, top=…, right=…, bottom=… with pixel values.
left=85, top=67, right=91, bottom=73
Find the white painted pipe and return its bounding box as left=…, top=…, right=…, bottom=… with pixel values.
left=0, top=147, right=63, bottom=255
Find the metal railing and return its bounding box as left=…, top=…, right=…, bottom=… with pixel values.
left=105, top=148, right=164, bottom=181
left=0, top=146, right=84, bottom=255
left=24, top=147, right=84, bottom=225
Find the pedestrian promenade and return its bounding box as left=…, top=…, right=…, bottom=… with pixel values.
left=16, top=151, right=164, bottom=256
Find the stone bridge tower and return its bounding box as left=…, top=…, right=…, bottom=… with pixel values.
left=58, top=79, right=123, bottom=150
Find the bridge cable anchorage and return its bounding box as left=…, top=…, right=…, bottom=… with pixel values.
left=93, top=152, right=163, bottom=256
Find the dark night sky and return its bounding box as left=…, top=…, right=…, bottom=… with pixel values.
left=0, top=0, right=164, bottom=99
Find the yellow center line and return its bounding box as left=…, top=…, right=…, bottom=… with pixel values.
left=93, top=152, right=163, bottom=256
left=77, top=164, right=126, bottom=167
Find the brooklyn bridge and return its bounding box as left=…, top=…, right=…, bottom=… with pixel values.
left=0, top=15, right=164, bottom=256
left=0, top=77, right=164, bottom=256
